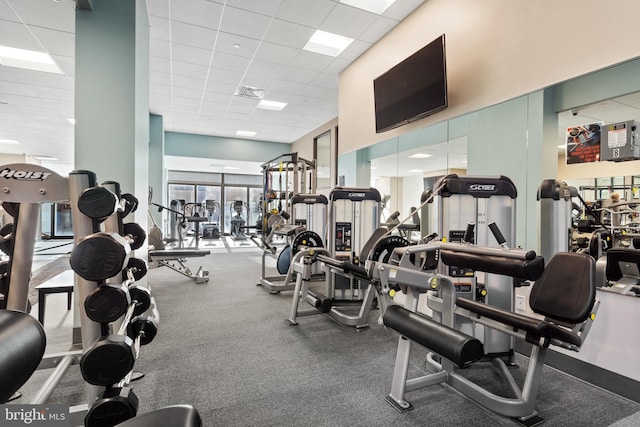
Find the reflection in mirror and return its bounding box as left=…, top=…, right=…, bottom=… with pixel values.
left=314, top=130, right=331, bottom=191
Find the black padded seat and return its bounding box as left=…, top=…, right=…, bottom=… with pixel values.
left=0, top=310, right=47, bottom=403
left=440, top=250, right=545, bottom=281
left=149, top=249, right=211, bottom=258
left=456, top=252, right=596, bottom=348
left=115, top=405, right=201, bottom=427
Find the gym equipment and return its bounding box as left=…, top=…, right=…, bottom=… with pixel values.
left=229, top=200, right=249, bottom=240
left=148, top=249, right=210, bottom=283
left=113, top=405, right=202, bottom=427
left=431, top=174, right=518, bottom=359
left=202, top=199, right=221, bottom=239
left=70, top=232, right=133, bottom=282
left=256, top=194, right=328, bottom=294
left=375, top=240, right=598, bottom=424
left=260, top=153, right=317, bottom=220
left=0, top=310, right=46, bottom=403
left=80, top=298, right=159, bottom=386
left=84, top=281, right=151, bottom=323
left=286, top=227, right=408, bottom=329
left=599, top=248, right=640, bottom=295
left=85, top=383, right=139, bottom=427
left=286, top=187, right=385, bottom=329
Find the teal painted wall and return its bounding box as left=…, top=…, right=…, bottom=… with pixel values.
left=165, top=132, right=290, bottom=162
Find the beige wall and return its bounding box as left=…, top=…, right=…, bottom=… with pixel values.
left=290, top=117, right=339, bottom=159
left=557, top=154, right=640, bottom=181
left=339, top=0, right=640, bottom=155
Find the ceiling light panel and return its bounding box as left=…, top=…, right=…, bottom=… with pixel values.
left=0, top=46, right=63, bottom=74
left=303, top=30, right=354, bottom=57
left=339, top=0, right=396, bottom=15
left=258, top=100, right=287, bottom=111
left=236, top=130, right=257, bottom=137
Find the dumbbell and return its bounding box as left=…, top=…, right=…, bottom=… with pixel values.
left=84, top=281, right=151, bottom=324
left=78, top=187, right=139, bottom=221
left=70, top=228, right=146, bottom=282
left=84, top=373, right=139, bottom=427
left=80, top=299, right=159, bottom=386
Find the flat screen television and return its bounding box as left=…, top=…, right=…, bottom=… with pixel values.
left=373, top=34, right=447, bottom=133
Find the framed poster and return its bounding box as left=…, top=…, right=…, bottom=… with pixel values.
left=566, top=123, right=602, bottom=164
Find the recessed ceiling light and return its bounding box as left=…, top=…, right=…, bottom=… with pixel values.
left=408, top=153, right=432, bottom=159
left=558, top=144, right=567, bottom=149
left=236, top=130, right=256, bottom=137
left=233, top=44, right=240, bottom=49
left=224, top=166, right=240, bottom=170
left=33, top=155, right=58, bottom=161
left=257, top=100, right=287, bottom=111
left=339, top=0, right=395, bottom=15
left=0, top=139, right=20, bottom=145
left=0, top=46, right=63, bottom=74
left=68, top=118, right=76, bottom=125
left=409, top=169, right=424, bottom=173
left=303, top=30, right=354, bottom=57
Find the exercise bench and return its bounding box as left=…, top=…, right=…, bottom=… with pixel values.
left=149, top=249, right=211, bottom=283
left=35, top=270, right=74, bottom=326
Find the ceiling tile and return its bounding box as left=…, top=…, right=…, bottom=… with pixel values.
left=214, top=31, right=262, bottom=58
left=320, top=3, right=378, bottom=39
left=219, top=6, right=272, bottom=40
left=288, top=50, right=334, bottom=71
left=171, top=43, right=213, bottom=65
left=263, top=19, right=315, bottom=49
left=5, top=0, right=75, bottom=33
left=224, top=0, right=282, bottom=17
left=359, top=16, right=398, bottom=43
left=253, top=42, right=299, bottom=65
left=170, top=0, right=223, bottom=30
left=171, top=21, right=217, bottom=50
left=276, top=0, right=336, bottom=27
left=0, top=20, right=43, bottom=51
left=384, top=0, right=427, bottom=21
left=30, top=27, right=75, bottom=58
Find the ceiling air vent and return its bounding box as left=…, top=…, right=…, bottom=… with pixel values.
left=235, top=86, right=265, bottom=100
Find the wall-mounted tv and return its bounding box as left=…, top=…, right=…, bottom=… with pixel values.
left=374, top=34, right=447, bottom=133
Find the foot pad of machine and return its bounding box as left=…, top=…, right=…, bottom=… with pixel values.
left=385, top=396, right=413, bottom=413
left=513, top=414, right=544, bottom=427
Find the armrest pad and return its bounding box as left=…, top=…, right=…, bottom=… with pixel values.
left=456, top=298, right=581, bottom=347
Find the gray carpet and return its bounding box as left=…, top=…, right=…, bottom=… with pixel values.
left=16, top=249, right=640, bottom=426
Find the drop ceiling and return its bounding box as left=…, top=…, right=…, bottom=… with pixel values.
left=0, top=0, right=427, bottom=168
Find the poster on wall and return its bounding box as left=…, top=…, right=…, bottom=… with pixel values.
left=565, top=123, right=602, bottom=164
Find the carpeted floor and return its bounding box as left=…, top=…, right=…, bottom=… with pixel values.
left=15, top=248, right=640, bottom=426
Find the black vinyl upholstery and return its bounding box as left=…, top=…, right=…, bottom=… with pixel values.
left=457, top=252, right=596, bottom=348
left=115, top=405, right=202, bottom=427
left=0, top=310, right=46, bottom=403
left=383, top=305, right=484, bottom=368
left=440, top=250, right=545, bottom=281
left=604, top=248, right=640, bottom=282
left=529, top=252, right=595, bottom=324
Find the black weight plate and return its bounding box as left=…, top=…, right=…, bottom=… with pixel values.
left=123, top=257, right=148, bottom=281
left=1, top=202, right=19, bottom=219
left=370, top=235, right=410, bottom=263
left=84, top=284, right=130, bottom=323
left=127, top=315, right=159, bottom=346
left=80, top=334, right=135, bottom=386
left=78, top=186, right=118, bottom=220
left=123, top=222, right=146, bottom=250
left=70, top=233, right=128, bottom=282
left=84, top=387, right=138, bottom=427
left=128, top=285, right=151, bottom=316
left=121, top=193, right=139, bottom=217
left=291, top=231, right=323, bottom=255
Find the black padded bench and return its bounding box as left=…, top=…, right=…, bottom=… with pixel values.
left=34, top=270, right=74, bottom=326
